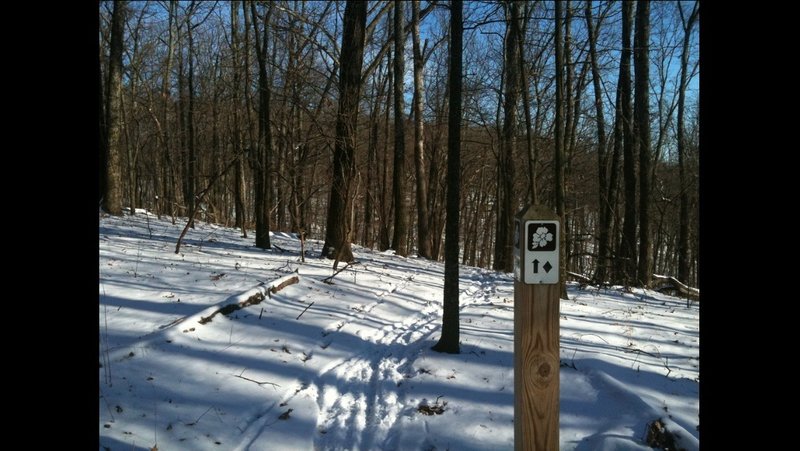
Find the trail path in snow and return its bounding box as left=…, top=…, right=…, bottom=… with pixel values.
left=100, top=213, right=698, bottom=451
left=234, top=260, right=503, bottom=451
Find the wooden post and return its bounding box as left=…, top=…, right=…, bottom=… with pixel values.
left=514, top=205, right=560, bottom=451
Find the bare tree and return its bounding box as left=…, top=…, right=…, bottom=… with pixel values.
left=251, top=1, right=273, bottom=249
left=618, top=0, right=637, bottom=284
left=518, top=0, right=536, bottom=204
left=635, top=0, right=652, bottom=286
left=493, top=0, right=521, bottom=273
left=585, top=0, right=610, bottom=283
left=103, top=0, right=126, bottom=215
left=412, top=0, right=432, bottom=259
left=230, top=0, right=247, bottom=237
left=391, top=0, right=409, bottom=256
left=554, top=0, right=567, bottom=298
left=321, top=0, right=368, bottom=263
left=432, top=0, right=462, bottom=355
left=677, top=0, right=699, bottom=284
left=158, top=0, right=178, bottom=222
left=97, top=0, right=699, bottom=285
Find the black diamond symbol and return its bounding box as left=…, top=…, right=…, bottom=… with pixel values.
left=543, top=261, right=553, bottom=273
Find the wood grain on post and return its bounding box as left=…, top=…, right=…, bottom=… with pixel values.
left=514, top=205, right=560, bottom=451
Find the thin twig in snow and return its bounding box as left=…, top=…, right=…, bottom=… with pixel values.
left=234, top=369, right=281, bottom=389
left=296, top=302, right=315, bottom=320
left=186, top=406, right=214, bottom=426
left=322, top=261, right=360, bottom=284
left=579, top=333, right=609, bottom=344
left=99, top=385, right=116, bottom=422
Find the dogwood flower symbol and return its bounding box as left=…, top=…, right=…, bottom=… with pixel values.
left=531, top=226, right=553, bottom=249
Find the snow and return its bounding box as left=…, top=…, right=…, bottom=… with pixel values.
left=99, top=211, right=699, bottom=450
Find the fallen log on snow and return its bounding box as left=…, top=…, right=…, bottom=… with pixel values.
left=652, top=274, right=699, bottom=301
left=199, top=275, right=300, bottom=324
left=567, top=271, right=593, bottom=285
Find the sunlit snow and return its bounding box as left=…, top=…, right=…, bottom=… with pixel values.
left=99, top=211, right=699, bottom=450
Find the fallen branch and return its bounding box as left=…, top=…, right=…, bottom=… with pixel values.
left=199, top=291, right=265, bottom=324
left=199, top=275, right=299, bottom=324
left=652, top=274, right=700, bottom=301
left=234, top=369, right=280, bottom=388
left=186, top=406, right=214, bottom=426
left=322, top=261, right=360, bottom=284
left=567, top=271, right=593, bottom=285
left=271, top=275, right=299, bottom=294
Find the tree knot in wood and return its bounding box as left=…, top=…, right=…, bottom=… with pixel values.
left=528, top=354, right=557, bottom=389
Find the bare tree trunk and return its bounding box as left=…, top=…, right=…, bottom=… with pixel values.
left=618, top=0, right=637, bottom=285
left=99, top=43, right=108, bottom=206
left=103, top=0, right=126, bottom=215
left=585, top=0, right=609, bottom=283
left=677, top=1, right=698, bottom=283
left=554, top=0, right=567, bottom=299
left=432, top=0, right=462, bottom=355
left=321, top=0, right=367, bottom=262
left=391, top=0, right=409, bottom=256
left=412, top=0, right=432, bottom=259
left=363, top=87, right=380, bottom=248
left=124, top=73, right=137, bottom=216
left=378, top=46, right=393, bottom=252
left=123, top=6, right=148, bottom=216
left=251, top=2, right=273, bottom=249
left=635, top=0, right=652, bottom=287
left=494, top=0, right=520, bottom=273
left=185, top=3, right=198, bottom=227
left=605, top=87, right=623, bottom=283
left=231, top=1, right=247, bottom=237
left=517, top=1, right=535, bottom=205
left=363, top=53, right=390, bottom=248
left=161, top=0, right=178, bottom=222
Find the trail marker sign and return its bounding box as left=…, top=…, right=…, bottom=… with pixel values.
left=523, top=221, right=559, bottom=284
left=513, top=205, right=561, bottom=451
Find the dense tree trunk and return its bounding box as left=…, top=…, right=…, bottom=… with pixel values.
left=122, top=9, right=142, bottom=217
left=493, top=0, right=520, bottom=273
left=517, top=1, right=535, bottom=205
left=160, top=0, right=178, bottom=222
left=677, top=1, right=698, bottom=284
left=412, top=0, right=432, bottom=259
left=618, top=0, right=637, bottom=284
left=185, top=3, right=198, bottom=228
left=391, top=0, right=409, bottom=256
left=605, top=86, right=623, bottom=283
left=321, top=0, right=367, bottom=263
left=251, top=2, right=273, bottom=249
left=231, top=1, right=247, bottom=237
left=585, top=0, right=609, bottom=283
left=363, top=52, right=390, bottom=248
left=362, top=85, right=380, bottom=248
left=378, top=46, right=393, bottom=252
left=432, top=0, right=462, bottom=355
left=554, top=0, right=567, bottom=299
left=99, top=47, right=107, bottom=206
left=634, top=0, right=652, bottom=287
left=103, top=0, right=126, bottom=216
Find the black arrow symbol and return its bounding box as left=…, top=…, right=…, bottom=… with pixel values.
left=532, top=259, right=539, bottom=273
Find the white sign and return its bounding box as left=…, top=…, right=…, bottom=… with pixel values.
left=523, top=220, right=559, bottom=284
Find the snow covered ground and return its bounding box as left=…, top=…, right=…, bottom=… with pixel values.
left=99, top=211, right=699, bottom=450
